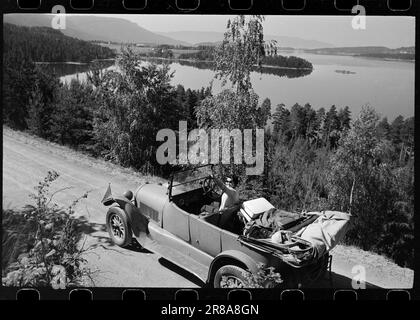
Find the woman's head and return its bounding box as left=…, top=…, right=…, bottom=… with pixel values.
left=225, top=175, right=238, bottom=188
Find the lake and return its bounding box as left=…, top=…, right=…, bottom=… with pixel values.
left=56, top=53, right=415, bottom=121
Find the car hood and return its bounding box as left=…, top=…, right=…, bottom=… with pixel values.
left=135, top=183, right=169, bottom=215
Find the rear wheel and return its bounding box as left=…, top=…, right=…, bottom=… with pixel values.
left=107, top=208, right=132, bottom=247
left=213, top=265, right=248, bottom=288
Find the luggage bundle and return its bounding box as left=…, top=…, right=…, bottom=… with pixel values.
left=242, top=207, right=317, bottom=239
left=239, top=198, right=352, bottom=266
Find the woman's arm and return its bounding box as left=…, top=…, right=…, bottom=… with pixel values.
left=218, top=193, right=228, bottom=212
left=211, top=175, right=227, bottom=192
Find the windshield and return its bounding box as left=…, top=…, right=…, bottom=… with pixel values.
left=171, top=165, right=215, bottom=194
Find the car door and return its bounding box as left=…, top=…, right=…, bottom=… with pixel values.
left=162, top=201, right=190, bottom=242
left=189, top=214, right=222, bottom=257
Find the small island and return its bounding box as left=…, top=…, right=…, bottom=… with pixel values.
left=176, top=47, right=314, bottom=70
left=335, top=69, right=356, bottom=75
left=136, top=45, right=314, bottom=78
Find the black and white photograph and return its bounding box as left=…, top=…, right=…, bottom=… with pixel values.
left=2, top=10, right=415, bottom=291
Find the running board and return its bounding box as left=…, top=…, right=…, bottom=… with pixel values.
left=135, top=222, right=212, bottom=284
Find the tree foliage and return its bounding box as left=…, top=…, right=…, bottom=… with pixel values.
left=51, top=80, right=96, bottom=150
left=215, top=15, right=274, bottom=93
left=3, top=60, right=38, bottom=129
left=196, top=89, right=270, bottom=131
left=326, top=106, right=414, bottom=266
left=196, top=15, right=273, bottom=178
left=89, top=46, right=210, bottom=175
left=26, top=67, right=62, bottom=138
left=265, top=105, right=414, bottom=267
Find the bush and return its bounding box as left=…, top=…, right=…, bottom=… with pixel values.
left=376, top=163, right=414, bottom=268
left=266, top=137, right=330, bottom=212
left=2, top=171, right=92, bottom=288
left=240, top=263, right=283, bottom=288
left=2, top=209, right=37, bottom=272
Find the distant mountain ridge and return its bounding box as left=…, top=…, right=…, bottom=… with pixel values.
left=157, top=31, right=334, bottom=49
left=6, top=14, right=411, bottom=53
left=304, top=46, right=415, bottom=60
left=305, top=46, right=415, bottom=54
left=3, top=14, right=190, bottom=46
left=6, top=15, right=332, bottom=49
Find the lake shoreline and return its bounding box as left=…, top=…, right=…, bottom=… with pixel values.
left=53, top=53, right=413, bottom=121
left=139, top=56, right=314, bottom=71
left=34, top=58, right=116, bottom=65
left=36, top=57, right=313, bottom=71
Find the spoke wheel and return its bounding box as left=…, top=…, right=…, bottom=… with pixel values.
left=220, top=275, right=245, bottom=288
left=106, top=208, right=132, bottom=247
left=110, top=214, right=125, bottom=241
left=213, top=265, right=248, bottom=289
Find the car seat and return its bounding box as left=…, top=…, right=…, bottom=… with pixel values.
left=199, top=202, right=220, bottom=225
left=200, top=201, right=220, bottom=214
left=218, top=204, right=241, bottom=230
left=199, top=202, right=241, bottom=231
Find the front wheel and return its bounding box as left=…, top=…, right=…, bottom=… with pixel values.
left=213, top=265, right=248, bottom=288
left=106, top=208, right=132, bottom=247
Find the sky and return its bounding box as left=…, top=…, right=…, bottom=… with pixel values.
left=95, top=14, right=415, bottom=48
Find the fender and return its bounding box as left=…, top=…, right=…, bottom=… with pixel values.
left=106, top=196, right=149, bottom=237
left=102, top=184, right=149, bottom=237
left=207, top=250, right=259, bottom=284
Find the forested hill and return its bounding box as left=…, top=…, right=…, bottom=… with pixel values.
left=305, top=46, right=415, bottom=60
left=3, top=23, right=116, bottom=63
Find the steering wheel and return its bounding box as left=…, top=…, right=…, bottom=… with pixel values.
left=202, top=176, right=222, bottom=200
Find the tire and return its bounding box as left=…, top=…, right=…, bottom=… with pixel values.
left=213, top=265, right=248, bottom=288
left=299, top=254, right=330, bottom=287
left=106, top=208, right=132, bottom=247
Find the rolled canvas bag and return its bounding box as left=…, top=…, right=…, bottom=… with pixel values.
left=264, top=208, right=305, bottom=230
left=294, top=211, right=351, bottom=259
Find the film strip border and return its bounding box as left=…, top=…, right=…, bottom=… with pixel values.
left=1, top=0, right=419, bottom=301
left=2, top=0, right=417, bottom=14
left=0, top=287, right=414, bottom=301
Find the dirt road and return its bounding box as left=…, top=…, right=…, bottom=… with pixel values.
left=2, top=127, right=414, bottom=289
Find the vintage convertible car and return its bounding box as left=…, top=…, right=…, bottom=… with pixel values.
left=102, top=165, right=341, bottom=288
